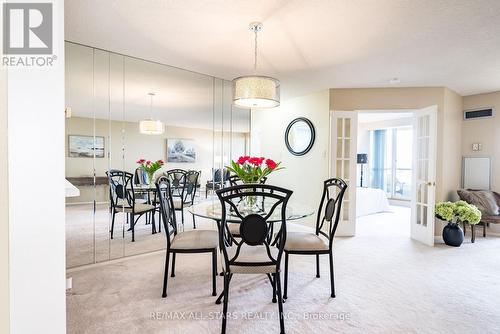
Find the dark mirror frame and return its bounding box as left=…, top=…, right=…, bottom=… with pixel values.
left=284, top=117, right=315, bottom=156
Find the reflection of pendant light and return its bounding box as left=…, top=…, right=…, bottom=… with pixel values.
left=139, top=93, right=164, bottom=135
left=232, top=22, right=280, bottom=109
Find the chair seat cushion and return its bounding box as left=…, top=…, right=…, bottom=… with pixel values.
left=117, top=203, right=155, bottom=213
left=228, top=223, right=240, bottom=236
left=285, top=232, right=329, bottom=252
left=171, top=230, right=218, bottom=250
left=224, top=244, right=278, bottom=274
left=173, top=200, right=192, bottom=209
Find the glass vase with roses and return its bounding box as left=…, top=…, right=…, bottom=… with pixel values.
left=226, top=156, right=284, bottom=213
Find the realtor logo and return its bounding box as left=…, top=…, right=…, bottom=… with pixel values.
left=3, top=3, right=53, bottom=54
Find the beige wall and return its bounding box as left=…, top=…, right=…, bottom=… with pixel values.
left=462, top=91, right=500, bottom=191
left=0, top=59, right=10, bottom=334
left=65, top=117, right=248, bottom=202
left=251, top=90, right=331, bottom=228
left=442, top=88, right=464, bottom=200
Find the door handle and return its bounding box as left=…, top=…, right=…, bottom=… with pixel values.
left=426, top=181, right=435, bottom=186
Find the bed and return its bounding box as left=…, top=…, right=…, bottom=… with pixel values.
left=356, top=187, right=391, bottom=217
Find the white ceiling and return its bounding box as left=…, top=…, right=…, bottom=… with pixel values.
left=65, top=0, right=500, bottom=99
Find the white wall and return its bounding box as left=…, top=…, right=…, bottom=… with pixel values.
left=0, top=34, right=10, bottom=334
left=251, top=90, right=330, bottom=228
left=6, top=1, right=66, bottom=333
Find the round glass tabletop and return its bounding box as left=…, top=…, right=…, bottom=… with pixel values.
left=188, top=200, right=315, bottom=223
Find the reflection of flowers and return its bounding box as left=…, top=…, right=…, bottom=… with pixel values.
left=227, top=156, right=284, bottom=184
left=435, top=201, right=481, bottom=225
left=137, top=159, right=164, bottom=183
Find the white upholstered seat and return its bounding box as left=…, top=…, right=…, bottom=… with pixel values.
left=227, top=223, right=241, bottom=236
left=284, top=232, right=329, bottom=252
left=224, top=244, right=278, bottom=274
left=170, top=229, right=218, bottom=250
left=117, top=203, right=155, bottom=213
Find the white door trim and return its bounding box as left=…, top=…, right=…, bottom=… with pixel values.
left=330, top=110, right=357, bottom=236
left=410, top=105, right=438, bottom=246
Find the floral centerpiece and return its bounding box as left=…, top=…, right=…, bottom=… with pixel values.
left=435, top=200, right=481, bottom=246
left=136, top=159, right=164, bottom=184
left=226, top=156, right=284, bottom=212
left=226, top=156, right=283, bottom=184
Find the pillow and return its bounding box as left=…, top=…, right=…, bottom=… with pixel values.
left=457, top=189, right=500, bottom=216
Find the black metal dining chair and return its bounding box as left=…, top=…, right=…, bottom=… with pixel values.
left=216, top=184, right=292, bottom=334
left=106, top=170, right=156, bottom=242
left=166, top=169, right=200, bottom=229
left=226, top=175, right=268, bottom=239
left=283, top=178, right=347, bottom=299
left=206, top=168, right=230, bottom=198
left=156, top=176, right=218, bottom=298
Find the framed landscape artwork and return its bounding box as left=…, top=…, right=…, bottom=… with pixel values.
left=167, top=138, right=196, bottom=163
left=68, top=135, right=105, bottom=158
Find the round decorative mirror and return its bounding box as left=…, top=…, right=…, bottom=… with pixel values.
left=285, top=117, right=315, bottom=156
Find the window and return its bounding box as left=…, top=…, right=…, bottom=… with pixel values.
left=370, top=126, right=413, bottom=200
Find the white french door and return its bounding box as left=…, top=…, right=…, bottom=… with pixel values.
left=330, top=111, right=357, bottom=236
left=411, top=105, right=438, bottom=246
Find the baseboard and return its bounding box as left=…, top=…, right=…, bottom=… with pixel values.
left=66, top=248, right=165, bottom=274
left=66, top=201, right=109, bottom=206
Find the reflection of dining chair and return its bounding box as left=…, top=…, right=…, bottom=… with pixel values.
left=283, top=178, right=347, bottom=299
left=166, top=169, right=200, bottom=229
left=156, top=176, right=218, bottom=298
left=106, top=170, right=156, bottom=242
left=216, top=184, right=292, bottom=334
left=205, top=168, right=230, bottom=198
left=133, top=168, right=150, bottom=205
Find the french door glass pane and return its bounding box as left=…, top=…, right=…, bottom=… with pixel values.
left=394, top=127, right=412, bottom=199
left=370, top=126, right=412, bottom=200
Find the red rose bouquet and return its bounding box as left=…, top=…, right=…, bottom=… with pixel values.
left=227, top=156, right=283, bottom=184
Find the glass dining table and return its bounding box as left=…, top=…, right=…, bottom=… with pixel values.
left=188, top=199, right=315, bottom=304
left=188, top=200, right=315, bottom=223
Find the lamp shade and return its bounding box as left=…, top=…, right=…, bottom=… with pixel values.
left=357, top=153, right=368, bottom=164
left=139, top=119, right=164, bottom=135
left=232, top=76, right=280, bottom=109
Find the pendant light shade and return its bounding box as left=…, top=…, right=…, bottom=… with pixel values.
left=233, top=76, right=280, bottom=108
left=140, top=93, right=164, bottom=135
left=232, top=22, right=280, bottom=109
left=139, top=119, right=164, bottom=135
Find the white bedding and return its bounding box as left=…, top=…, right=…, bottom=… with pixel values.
left=356, top=187, right=391, bottom=217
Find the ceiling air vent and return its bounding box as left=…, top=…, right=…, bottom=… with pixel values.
left=464, top=108, right=494, bottom=120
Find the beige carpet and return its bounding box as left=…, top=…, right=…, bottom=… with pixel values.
left=67, top=206, right=500, bottom=333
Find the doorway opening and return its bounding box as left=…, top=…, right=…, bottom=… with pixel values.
left=355, top=110, right=415, bottom=238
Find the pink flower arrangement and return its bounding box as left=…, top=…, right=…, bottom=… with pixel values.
left=136, top=159, right=164, bottom=183
left=227, top=156, right=283, bottom=184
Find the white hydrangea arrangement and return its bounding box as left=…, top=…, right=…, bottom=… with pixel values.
left=435, top=200, right=482, bottom=225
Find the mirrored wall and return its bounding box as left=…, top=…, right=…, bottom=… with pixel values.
left=65, top=42, right=250, bottom=268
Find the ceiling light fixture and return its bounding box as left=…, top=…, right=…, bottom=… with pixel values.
left=139, top=93, right=164, bottom=135
left=232, top=22, right=280, bottom=109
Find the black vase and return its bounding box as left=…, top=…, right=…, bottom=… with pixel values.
left=442, top=223, right=464, bottom=247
